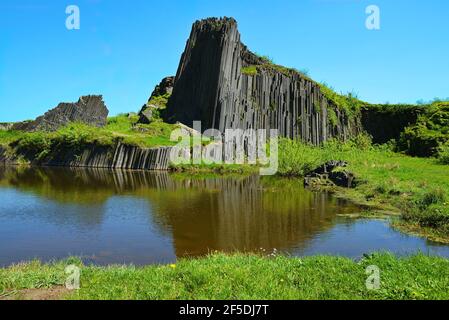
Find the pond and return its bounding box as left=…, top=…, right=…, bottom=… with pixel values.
left=1, top=166, right=449, bottom=267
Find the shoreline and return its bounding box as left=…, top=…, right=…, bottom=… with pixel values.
left=1, top=253, right=448, bottom=300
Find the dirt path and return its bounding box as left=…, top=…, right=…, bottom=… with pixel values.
left=0, top=287, right=70, bottom=300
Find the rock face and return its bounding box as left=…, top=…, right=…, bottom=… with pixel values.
left=43, top=143, right=173, bottom=170
left=0, top=142, right=173, bottom=170
left=139, top=76, right=174, bottom=124
left=165, top=17, right=361, bottom=144
left=12, top=95, right=109, bottom=132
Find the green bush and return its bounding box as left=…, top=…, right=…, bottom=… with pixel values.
left=437, top=144, right=449, bottom=165
left=421, top=206, right=449, bottom=228
left=399, top=103, right=449, bottom=157
left=15, top=132, right=52, bottom=160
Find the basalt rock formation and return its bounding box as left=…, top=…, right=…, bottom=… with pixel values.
left=0, top=142, right=173, bottom=170
left=165, top=17, right=361, bottom=145
left=304, top=161, right=357, bottom=188
left=138, top=77, right=174, bottom=124
left=12, top=95, right=109, bottom=132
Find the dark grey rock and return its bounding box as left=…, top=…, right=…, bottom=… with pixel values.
left=150, top=76, right=174, bottom=98
left=138, top=76, right=174, bottom=124
left=12, top=95, right=109, bottom=132
left=138, top=105, right=158, bottom=125
left=311, top=160, right=348, bottom=174
left=5, top=141, right=174, bottom=171
left=305, top=160, right=356, bottom=188
left=328, top=171, right=356, bottom=188
left=165, top=17, right=361, bottom=144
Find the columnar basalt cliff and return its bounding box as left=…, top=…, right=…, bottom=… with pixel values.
left=0, top=143, right=173, bottom=170
left=165, top=17, right=361, bottom=144
left=12, top=95, right=109, bottom=132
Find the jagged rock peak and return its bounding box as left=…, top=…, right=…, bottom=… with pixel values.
left=148, top=76, right=174, bottom=100
left=192, top=17, right=237, bottom=31
left=12, top=95, right=109, bottom=132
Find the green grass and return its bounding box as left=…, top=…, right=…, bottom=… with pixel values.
left=1, top=253, right=448, bottom=300
left=278, top=136, right=449, bottom=240
left=147, top=92, right=171, bottom=109
left=241, top=65, right=258, bottom=76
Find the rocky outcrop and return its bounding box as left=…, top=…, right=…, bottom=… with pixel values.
left=1, top=143, right=174, bottom=170
left=44, top=143, right=173, bottom=170
left=12, top=95, right=109, bottom=132
left=138, top=77, right=174, bottom=124
left=0, top=123, right=13, bottom=131
left=165, top=17, right=361, bottom=145
left=304, top=160, right=357, bottom=188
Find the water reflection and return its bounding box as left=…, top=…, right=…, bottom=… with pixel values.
left=1, top=166, right=448, bottom=266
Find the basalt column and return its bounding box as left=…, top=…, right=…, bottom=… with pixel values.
left=165, top=17, right=361, bottom=145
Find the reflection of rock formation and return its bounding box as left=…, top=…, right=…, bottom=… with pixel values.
left=150, top=176, right=357, bottom=256
left=0, top=167, right=359, bottom=257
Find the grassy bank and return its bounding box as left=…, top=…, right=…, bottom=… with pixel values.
left=0, top=114, right=178, bottom=154
left=278, top=137, right=449, bottom=241
left=1, top=253, right=448, bottom=300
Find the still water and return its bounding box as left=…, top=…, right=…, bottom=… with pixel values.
left=1, top=166, right=449, bottom=266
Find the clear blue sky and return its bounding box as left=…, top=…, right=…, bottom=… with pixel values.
left=1, top=0, right=448, bottom=122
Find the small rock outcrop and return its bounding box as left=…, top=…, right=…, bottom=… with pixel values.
left=165, top=17, right=361, bottom=145
left=138, top=76, right=174, bottom=124
left=304, top=160, right=356, bottom=188
left=12, top=95, right=109, bottom=132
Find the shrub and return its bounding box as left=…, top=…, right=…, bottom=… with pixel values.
left=350, top=133, right=373, bottom=151
left=398, top=104, right=449, bottom=157
left=437, top=144, right=449, bottom=165
left=416, top=188, right=446, bottom=210
left=15, top=132, right=52, bottom=160
left=278, top=139, right=324, bottom=176
left=415, top=206, right=449, bottom=229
